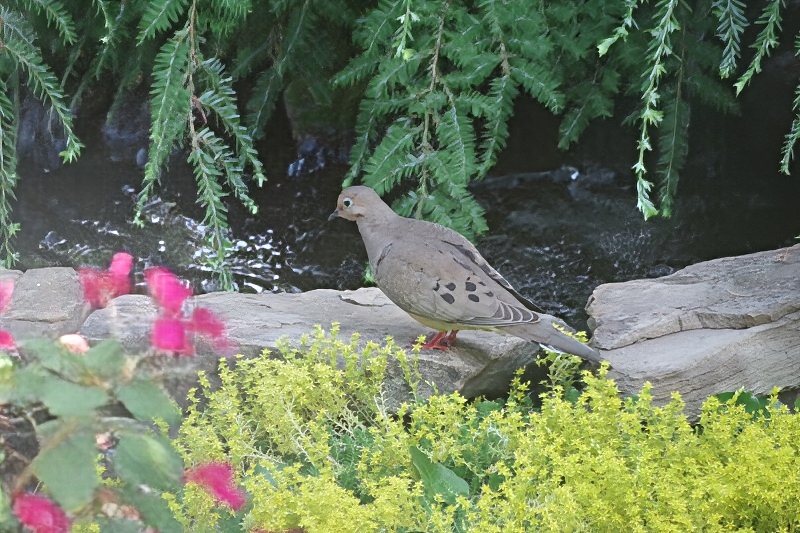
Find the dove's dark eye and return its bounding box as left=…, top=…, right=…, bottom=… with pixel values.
left=342, top=198, right=353, bottom=208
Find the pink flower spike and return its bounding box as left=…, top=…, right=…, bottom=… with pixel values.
left=78, top=267, right=113, bottom=309
left=108, top=252, right=134, bottom=297
left=185, top=462, right=246, bottom=511
left=151, top=316, right=193, bottom=356
left=0, top=279, right=13, bottom=313
left=145, top=267, right=192, bottom=315
left=0, top=330, right=16, bottom=352
left=13, top=493, right=71, bottom=533
left=189, top=307, right=225, bottom=339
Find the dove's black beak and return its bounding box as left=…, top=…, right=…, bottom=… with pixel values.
left=328, top=209, right=340, bottom=222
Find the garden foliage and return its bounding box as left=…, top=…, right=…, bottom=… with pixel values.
left=0, top=322, right=799, bottom=530
left=0, top=0, right=796, bottom=269
left=168, top=327, right=800, bottom=532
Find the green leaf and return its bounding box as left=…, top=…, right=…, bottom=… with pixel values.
left=117, top=380, right=180, bottom=426
left=32, top=430, right=98, bottom=511
left=409, top=445, right=469, bottom=505
left=114, top=433, right=183, bottom=491
left=23, top=339, right=86, bottom=379
left=118, top=483, right=183, bottom=533
left=96, top=517, right=144, bottom=533
left=84, top=339, right=126, bottom=379
left=40, top=375, right=108, bottom=417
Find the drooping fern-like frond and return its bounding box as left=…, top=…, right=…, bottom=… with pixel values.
left=656, top=89, right=689, bottom=217
left=187, top=126, right=234, bottom=289
left=780, top=80, right=800, bottom=174
left=733, top=0, right=783, bottom=95
left=712, top=0, right=748, bottom=78
left=137, top=0, right=190, bottom=43
left=632, top=0, right=681, bottom=219
left=361, top=121, right=422, bottom=195
left=0, top=77, right=21, bottom=267
left=1, top=6, right=83, bottom=162
left=198, top=57, right=265, bottom=192
left=20, top=0, right=78, bottom=44
left=244, top=0, right=314, bottom=140
left=135, top=30, right=191, bottom=219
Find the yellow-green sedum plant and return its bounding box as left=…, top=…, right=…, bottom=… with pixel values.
left=170, top=326, right=800, bottom=532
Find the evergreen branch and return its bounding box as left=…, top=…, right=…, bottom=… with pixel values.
left=199, top=58, right=265, bottom=188
left=733, top=0, right=783, bottom=95
left=1, top=16, right=83, bottom=162
left=136, top=30, right=191, bottom=222
left=780, top=81, right=800, bottom=174
left=245, top=0, right=310, bottom=139
left=188, top=128, right=234, bottom=288
left=598, top=0, right=641, bottom=56
left=477, top=75, right=516, bottom=177
left=362, top=122, right=422, bottom=195
left=137, top=0, right=190, bottom=43
left=436, top=105, right=476, bottom=186
left=89, top=0, right=129, bottom=79
left=510, top=61, right=564, bottom=113
left=344, top=99, right=380, bottom=186
left=633, top=0, right=681, bottom=219
left=22, top=0, right=78, bottom=44
left=656, top=90, right=689, bottom=216
left=245, top=68, right=283, bottom=140
left=0, top=78, right=20, bottom=267
left=712, top=0, right=748, bottom=78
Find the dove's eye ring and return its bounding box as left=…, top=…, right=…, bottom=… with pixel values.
left=342, top=198, right=353, bottom=208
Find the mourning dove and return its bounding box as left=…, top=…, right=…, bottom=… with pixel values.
left=329, top=185, right=602, bottom=363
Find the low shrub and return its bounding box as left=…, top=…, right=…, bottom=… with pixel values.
left=170, top=326, right=800, bottom=532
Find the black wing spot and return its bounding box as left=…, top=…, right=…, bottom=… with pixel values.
left=445, top=282, right=456, bottom=291
left=440, top=293, right=455, bottom=305
left=485, top=290, right=494, bottom=297
left=465, top=281, right=477, bottom=292
left=468, top=294, right=480, bottom=303
left=433, top=281, right=440, bottom=292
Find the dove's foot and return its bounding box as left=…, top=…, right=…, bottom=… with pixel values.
left=420, top=330, right=459, bottom=350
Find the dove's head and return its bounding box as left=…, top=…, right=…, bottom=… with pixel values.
left=329, top=186, right=392, bottom=222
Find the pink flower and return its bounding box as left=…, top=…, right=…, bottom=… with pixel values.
left=145, top=267, right=192, bottom=316
left=185, top=462, right=246, bottom=511
left=12, top=493, right=71, bottom=533
left=189, top=307, right=230, bottom=349
left=0, top=330, right=17, bottom=352
left=109, top=252, right=134, bottom=296
left=0, top=278, right=13, bottom=313
left=151, top=316, right=193, bottom=356
left=78, top=252, right=134, bottom=309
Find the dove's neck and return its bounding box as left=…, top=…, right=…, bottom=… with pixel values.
left=356, top=208, right=402, bottom=270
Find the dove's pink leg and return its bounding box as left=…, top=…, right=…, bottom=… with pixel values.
left=421, top=330, right=459, bottom=350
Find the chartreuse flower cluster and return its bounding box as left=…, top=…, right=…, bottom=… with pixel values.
left=167, top=326, right=800, bottom=532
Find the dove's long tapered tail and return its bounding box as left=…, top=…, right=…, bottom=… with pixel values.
left=504, top=317, right=603, bottom=363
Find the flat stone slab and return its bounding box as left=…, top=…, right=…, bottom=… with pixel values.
left=81, top=288, right=543, bottom=407
left=589, top=244, right=800, bottom=417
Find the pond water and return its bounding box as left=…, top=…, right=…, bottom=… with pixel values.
left=11, top=102, right=800, bottom=330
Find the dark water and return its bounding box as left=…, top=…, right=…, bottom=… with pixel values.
left=11, top=98, right=800, bottom=330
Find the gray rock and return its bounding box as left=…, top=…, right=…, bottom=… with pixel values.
left=80, top=288, right=542, bottom=408
left=0, top=267, right=87, bottom=340
left=588, top=244, right=800, bottom=417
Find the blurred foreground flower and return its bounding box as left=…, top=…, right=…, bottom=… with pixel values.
left=145, top=267, right=192, bottom=316
left=78, top=252, right=134, bottom=308
left=185, top=462, right=246, bottom=510
left=12, top=492, right=71, bottom=533
left=58, top=334, right=90, bottom=354
left=0, top=279, right=15, bottom=352
left=145, top=267, right=229, bottom=356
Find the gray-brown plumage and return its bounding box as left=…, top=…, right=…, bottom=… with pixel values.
left=329, top=185, right=601, bottom=363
